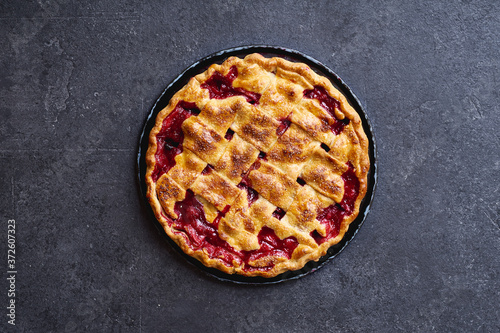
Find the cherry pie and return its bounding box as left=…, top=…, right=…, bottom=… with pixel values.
left=145, top=53, right=369, bottom=277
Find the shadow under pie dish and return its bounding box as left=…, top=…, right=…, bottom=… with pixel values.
left=144, top=51, right=371, bottom=279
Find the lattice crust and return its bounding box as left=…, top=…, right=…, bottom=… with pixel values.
left=290, top=102, right=336, bottom=146
left=156, top=174, right=185, bottom=219
left=197, top=196, right=218, bottom=223
left=190, top=171, right=241, bottom=211
left=329, top=125, right=363, bottom=166
left=197, top=97, right=244, bottom=136
left=181, top=117, right=229, bottom=165
left=248, top=160, right=300, bottom=210
left=145, top=53, right=370, bottom=278
left=258, top=67, right=311, bottom=119
left=218, top=192, right=260, bottom=251
left=283, top=185, right=333, bottom=235
left=167, top=148, right=207, bottom=190
left=267, top=124, right=320, bottom=179
left=300, top=147, right=347, bottom=203
left=230, top=103, right=280, bottom=152
left=214, top=133, right=260, bottom=184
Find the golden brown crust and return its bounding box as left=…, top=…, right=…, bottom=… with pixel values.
left=145, top=53, right=370, bottom=278
left=230, top=103, right=280, bottom=152
left=190, top=171, right=241, bottom=210
left=284, top=185, right=332, bottom=236
left=214, top=133, right=260, bottom=184
left=267, top=124, right=320, bottom=179
left=300, top=147, right=347, bottom=203
left=248, top=160, right=300, bottom=210
left=197, top=97, right=243, bottom=135
left=181, top=117, right=229, bottom=165
left=168, top=149, right=207, bottom=189
left=156, top=174, right=185, bottom=219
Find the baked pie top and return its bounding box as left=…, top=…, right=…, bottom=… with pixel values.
left=145, top=53, right=370, bottom=278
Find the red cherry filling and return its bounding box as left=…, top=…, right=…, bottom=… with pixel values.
left=172, top=190, right=298, bottom=271
left=173, top=189, right=232, bottom=251
left=152, top=101, right=200, bottom=181
left=272, top=207, right=286, bottom=220
left=276, top=115, right=292, bottom=136
left=238, top=159, right=262, bottom=189
left=237, top=182, right=259, bottom=206
left=201, top=164, right=213, bottom=175
left=296, top=177, right=306, bottom=186
left=338, top=162, right=360, bottom=214
left=153, top=143, right=182, bottom=183
left=201, top=66, right=261, bottom=104
left=213, top=205, right=230, bottom=226
left=241, top=227, right=298, bottom=271
left=303, top=86, right=350, bottom=135
left=311, top=162, right=360, bottom=244
left=224, top=128, right=235, bottom=141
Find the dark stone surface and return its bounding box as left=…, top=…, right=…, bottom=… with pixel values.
left=1, top=0, right=499, bottom=332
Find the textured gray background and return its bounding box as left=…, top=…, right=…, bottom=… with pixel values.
left=1, top=0, right=499, bottom=332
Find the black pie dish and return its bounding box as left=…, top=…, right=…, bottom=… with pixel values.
left=137, top=45, right=377, bottom=284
